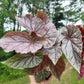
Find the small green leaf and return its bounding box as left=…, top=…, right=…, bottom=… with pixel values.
left=23, top=68, right=35, bottom=75
left=35, top=69, right=51, bottom=83
left=1, top=51, right=43, bottom=69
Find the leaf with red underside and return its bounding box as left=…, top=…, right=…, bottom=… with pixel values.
left=33, top=55, right=50, bottom=73
left=15, top=14, right=47, bottom=37
left=34, top=7, right=49, bottom=24
left=78, top=65, right=84, bottom=80
left=49, top=57, right=65, bottom=80
left=76, top=25, right=84, bottom=36
left=1, top=51, right=43, bottom=69
left=76, top=25, right=84, bottom=80
left=60, top=25, right=82, bottom=72
left=0, top=31, right=45, bottom=53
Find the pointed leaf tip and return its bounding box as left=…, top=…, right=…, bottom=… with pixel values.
left=61, top=25, right=82, bottom=72
left=42, top=40, right=62, bottom=65
left=49, top=57, right=65, bottom=80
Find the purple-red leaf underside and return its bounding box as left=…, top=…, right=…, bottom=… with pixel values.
left=49, top=57, right=65, bottom=80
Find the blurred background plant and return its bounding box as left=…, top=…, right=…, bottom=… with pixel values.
left=0, top=0, right=84, bottom=84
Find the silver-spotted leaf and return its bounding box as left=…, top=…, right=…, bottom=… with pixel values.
left=1, top=51, right=43, bottom=69
left=48, top=45, right=62, bottom=65
left=60, top=25, right=82, bottom=72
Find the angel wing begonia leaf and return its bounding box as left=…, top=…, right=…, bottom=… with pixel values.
left=15, top=14, right=47, bottom=37
left=60, top=25, right=82, bottom=72
left=49, top=57, right=65, bottom=80
left=0, top=31, right=45, bottom=53
left=1, top=51, right=43, bottom=69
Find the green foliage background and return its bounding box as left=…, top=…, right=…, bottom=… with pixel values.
left=0, top=63, right=26, bottom=83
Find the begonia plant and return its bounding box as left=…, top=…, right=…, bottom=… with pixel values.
left=0, top=8, right=84, bottom=83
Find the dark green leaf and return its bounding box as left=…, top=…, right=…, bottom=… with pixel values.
left=1, top=51, right=43, bottom=69
left=34, top=69, right=51, bottom=83
left=23, top=68, right=35, bottom=75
